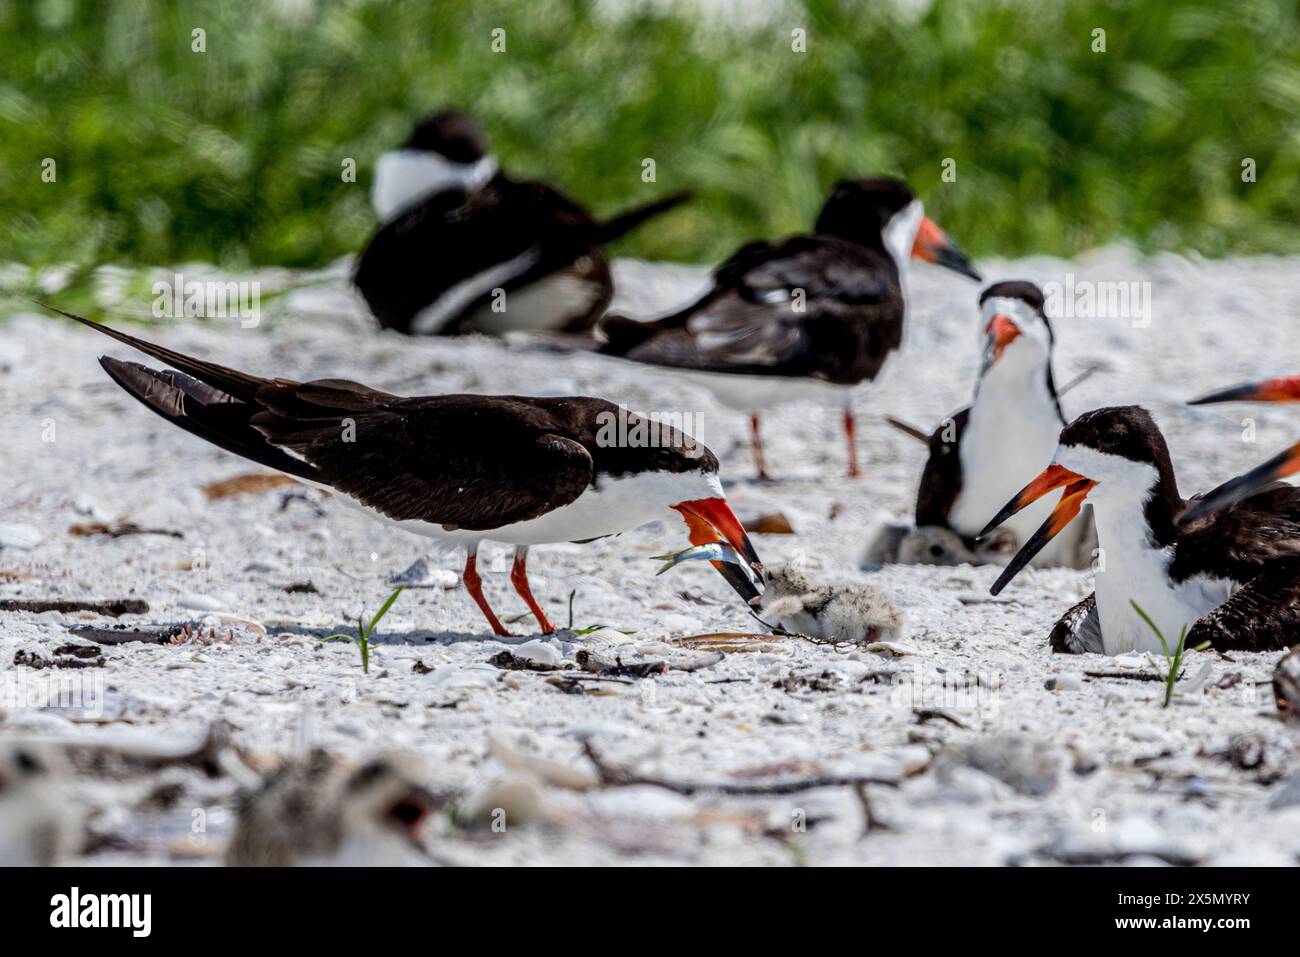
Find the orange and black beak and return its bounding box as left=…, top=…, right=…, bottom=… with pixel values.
left=979, top=464, right=1096, bottom=595
left=1189, top=375, right=1300, bottom=406
left=1178, top=440, right=1300, bottom=527
left=673, top=497, right=764, bottom=605
left=912, top=216, right=981, bottom=281
left=981, top=314, right=1021, bottom=371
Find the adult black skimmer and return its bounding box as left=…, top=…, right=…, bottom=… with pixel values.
left=911, top=280, right=1094, bottom=568
left=51, top=308, right=763, bottom=637
left=354, top=109, right=690, bottom=337
left=596, top=177, right=980, bottom=479
left=980, top=405, right=1300, bottom=654
left=1180, top=374, right=1300, bottom=523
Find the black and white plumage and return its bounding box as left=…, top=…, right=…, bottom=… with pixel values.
left=982, top=405, right=1300, bottom=654
left=597, top=177, right=981, bottom=479
left=911, top=281, right=1094, bottom=569
left=759, top=561, right=905, bottom=643
left=225, top=750, right=437, bottom=867
left=53, top=307, right=763, bottom=637
left=355, top=109, right=690, bottom=337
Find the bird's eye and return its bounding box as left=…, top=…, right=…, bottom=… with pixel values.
left=929, top=544, right=944, bottom=558
left=14, top=750, right=41, bottom=774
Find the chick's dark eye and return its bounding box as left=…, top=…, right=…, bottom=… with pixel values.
left=388, top=799, right=426, bottom=826
left=929, top=544, right=944, bottom=558
left=14, top=750, right=41, bottom=774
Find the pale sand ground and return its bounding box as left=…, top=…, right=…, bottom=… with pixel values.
left=1, top=248, right=1298, bottom=865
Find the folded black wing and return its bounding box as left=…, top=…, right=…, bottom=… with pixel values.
left=610, top=235, right=902, bottom=383
left=251, top=393, right=595, bottom=530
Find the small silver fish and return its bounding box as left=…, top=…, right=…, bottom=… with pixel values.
left=650, top=541, right=746, bottom=576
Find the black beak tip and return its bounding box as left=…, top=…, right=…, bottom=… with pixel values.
left=935, top=247, right=981, bottom=282
left=716, top=560, right=763, bottom=606
left=1186, top=383, right=1258, bottom=406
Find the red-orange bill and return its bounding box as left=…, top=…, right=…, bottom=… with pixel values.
left=984, top=314, right=1021, bottom=366
left=674, top=497, right=764, bottom=604
left=1188, top=375, right=1300, bottom=405
left=989, top=477, right=1095, bottom=595
left=911, top=216, right=981, bottom=281
left=979, top=464, right=1087, bottom=540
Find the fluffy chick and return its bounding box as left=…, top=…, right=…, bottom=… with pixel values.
left=225, top=749, right=437, bottom=867
left=759, top=561, right=905, bottom=643
left=0, top=740, right=74, bottom=867
left=863, top=523, right=1018, bottom=567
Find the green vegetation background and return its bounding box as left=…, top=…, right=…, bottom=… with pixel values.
left=3, top=0, right=1298, bottom=270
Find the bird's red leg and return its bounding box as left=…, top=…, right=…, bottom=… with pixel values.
left=844, top=404, right=862, bottom=479
left=463, top=545, right=511, bottom=636
left=510, top=545, right=555, bottom=635
left=750, top=414, right=770, bottom=481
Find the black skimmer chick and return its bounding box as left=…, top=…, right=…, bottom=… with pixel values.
left=0, top=741, right=72, bottom=867
left=52, top=308, right=762, bottom=637
left=910, top=281, right=1095, bottom=568
left=863, top=516, right=1017, bottom=566
left=981, top=405, right=1300, bottom=654
left=354, top=108, right=690, bottom=336
left=597, top=177, right=980, bottom=479
left=226, top=750, right=438, bottom=866
left=1180, top=374, right=1300, bottom=523
left=758, top=561, right=905, bottom=643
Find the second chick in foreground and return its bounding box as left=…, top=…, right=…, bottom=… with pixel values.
left=759, top=562, right=906, bottom=644
left=225, top=749, right=438, bottom=867
left=0, top=741, right=74, bottom=867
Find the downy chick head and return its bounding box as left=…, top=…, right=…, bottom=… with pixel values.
left=333, top=752, right=439, bottom=866
left=0, top=741, right=72, bottom=867
left=760, top=560, right=816, bottom=600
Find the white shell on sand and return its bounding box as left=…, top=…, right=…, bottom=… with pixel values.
left=0, top=523, right=43, bottom=549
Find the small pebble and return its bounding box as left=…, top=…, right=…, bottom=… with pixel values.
left=177, top=594, right=225, bottom=612
left=0, top=523, right=43, bottom=550
left=1045, top=673, right=1083, bottom=691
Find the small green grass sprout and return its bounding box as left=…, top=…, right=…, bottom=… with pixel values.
left=1130, top=599, right=1211, bottom=708
left=319, top=586, right=405, bottom=674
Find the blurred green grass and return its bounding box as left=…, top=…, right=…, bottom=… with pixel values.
left=2, top=0, right=1298, bottom=271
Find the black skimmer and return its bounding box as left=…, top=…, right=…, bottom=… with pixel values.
left=226, top=750, right=438, bottom=866
left=596, top=177, right=980, bottom=479
left=0, top=742, right=71, bottom=867
left=354, top=109, right=690, bottom=337
left=51, top=308, right=763, bottom=637
left=758, top=561, right=905, bottom=643
left=910, top=280, right=1094, bottom=568
left=1180, top=374, right=1300, bottom=523
left=980, top=405, right=1300, bottom=654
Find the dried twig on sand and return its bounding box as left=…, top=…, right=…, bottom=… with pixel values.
left=581, top=741, right=912, bottom=796
left=853, top=782, right=891, bottom=835
left=2, top=598, right=149, bottom=617
left=1085, top=669, right=1177, bottom=683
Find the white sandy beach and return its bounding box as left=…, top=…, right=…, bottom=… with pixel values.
left=1, top=248, right=1298, bottom=865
